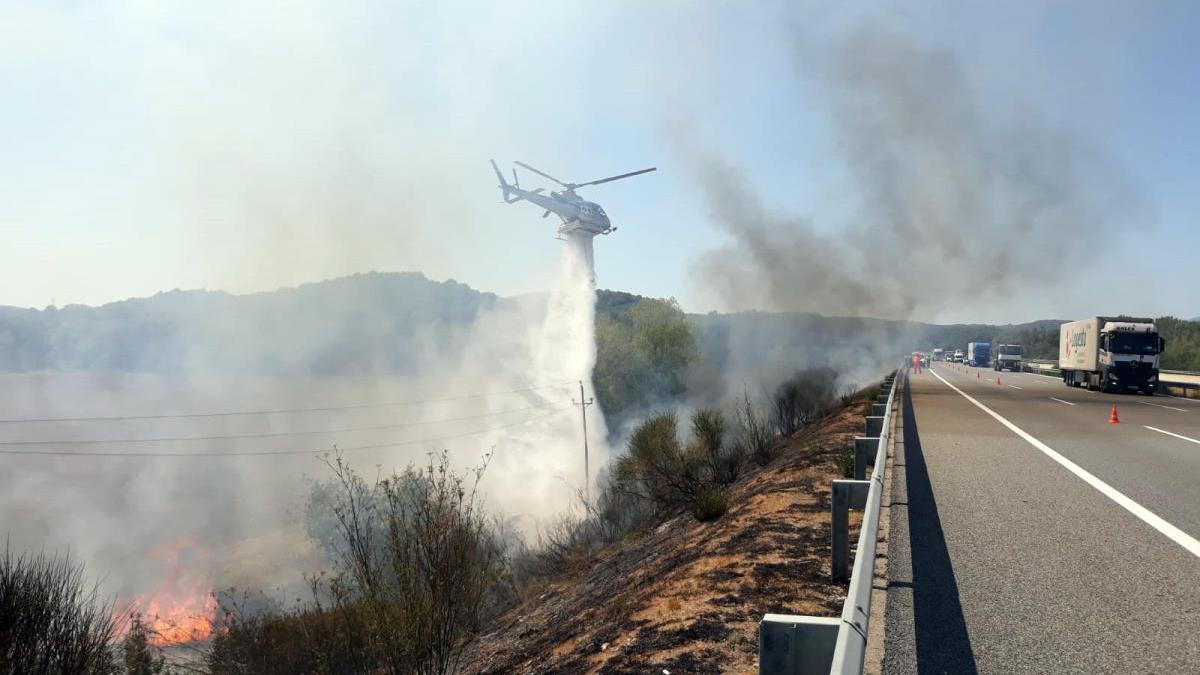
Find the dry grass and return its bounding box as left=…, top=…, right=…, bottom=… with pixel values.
left=461, top=404, right=870, bottom=674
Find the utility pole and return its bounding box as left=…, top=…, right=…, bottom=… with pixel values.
left=573, top=380, right=594, bottom=505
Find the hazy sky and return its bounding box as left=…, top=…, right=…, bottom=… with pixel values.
left=2, top=1, right=1197, bottom=323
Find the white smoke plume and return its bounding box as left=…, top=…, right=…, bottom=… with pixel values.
left=0, top=257, right=609, bottom=636
left=0, top=0, right=622, bottom=628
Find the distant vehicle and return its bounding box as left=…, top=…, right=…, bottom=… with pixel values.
left=966, top=342, right=991, bottom=367
left=953, top=350, right=964, bottom=363
left=932, top=348, right=945, bottom=361
left=1059, top=317, right=1164, bottom=394
left=994, top=344, right=1023, bottom=372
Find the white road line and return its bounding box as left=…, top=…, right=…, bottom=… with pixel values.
left=1006, top=384, right=1023, bottom=390
left=1145, top=426, right=1200, bottom=445
left=1137, top=401, right=1187, bottom=413
left=1028, top=372, right=1061, bottom=381
left=929, top=369, right=1200, bottom=559
left=1049, top=397, right=1076, bottom=406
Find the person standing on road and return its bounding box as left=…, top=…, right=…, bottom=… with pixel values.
left=912, top=353, right=922, bottom=374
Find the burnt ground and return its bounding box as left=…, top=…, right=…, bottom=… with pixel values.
left=461, top=405, right=869, bottom=674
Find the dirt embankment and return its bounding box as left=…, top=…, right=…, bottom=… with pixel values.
left=462, top=405, right=868, bottom=674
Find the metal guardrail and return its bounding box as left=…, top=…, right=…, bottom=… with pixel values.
left=761, top=355, right=1200, bottom=672
left=1023, top=359, right=1200, bottom=391
left=759, top=366, right=900, bottom=674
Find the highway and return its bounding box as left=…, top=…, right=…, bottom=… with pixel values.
left=882, top=361, right=1200, bottom=674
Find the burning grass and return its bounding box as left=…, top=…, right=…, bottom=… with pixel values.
left=131, top=537, right=218, bottom=647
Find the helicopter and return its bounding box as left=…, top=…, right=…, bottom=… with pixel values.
left=489, top=159, right=656, bottom=238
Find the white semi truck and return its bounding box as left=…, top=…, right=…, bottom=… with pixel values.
left=993, top=344, right=1023, bottom=372
left=1059, top=317, right=1165, bottom=394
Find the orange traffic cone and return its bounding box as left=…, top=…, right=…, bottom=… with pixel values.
left=996, top=376, right=1001, bottom=386
left=977, top=372, right=980, bottom=379
left=1109, top=404, right=1120, bottom=424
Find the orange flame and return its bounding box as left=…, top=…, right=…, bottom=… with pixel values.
left=130, top=536, right=218, bottom=646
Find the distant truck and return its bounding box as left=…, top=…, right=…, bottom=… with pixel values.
left=932, top=348, right=945, bottom=361
left=1059, top=317, right=1165, bottom=394
left=966, top=342, right=991, bottom=367
left=993, top=344, right=1023, bottom=372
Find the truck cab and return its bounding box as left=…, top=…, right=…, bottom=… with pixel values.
left=1099, top=322, right=1164, bottom=393
left=994, top=344, right=1023, bottom=372
left=1059, top=317, right=1165, bottom=394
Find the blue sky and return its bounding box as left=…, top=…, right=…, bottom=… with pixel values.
left=1, top=1, right=1197, bottom=323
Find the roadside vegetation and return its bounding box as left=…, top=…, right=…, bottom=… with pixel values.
left=208, top=452, right=506, bottom=675
left=1, top=286, right=898, bottom=672
left=0, top=365, right=869, bottom=674
left=0, top=546, right=122, bottom=674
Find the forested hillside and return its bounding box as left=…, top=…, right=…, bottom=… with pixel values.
left=0, top=273, right=495, bottom=374
left=2, top=276, right=1198, bottom=412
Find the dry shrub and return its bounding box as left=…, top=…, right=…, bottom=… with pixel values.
left=771, top=367, right=838, bottom=436
left=208, top=451, right=506, bottom=675
left=734, top=386, right=776, bottom=464
left=615, top=408, right=744, bottom=522
left=0, top=546, right=121, bottom=674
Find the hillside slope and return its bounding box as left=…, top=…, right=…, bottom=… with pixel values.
left=462, top=405, right=869, bottom=674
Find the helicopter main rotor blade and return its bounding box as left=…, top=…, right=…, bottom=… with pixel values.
left=575, top=167, right=657, bottom=188
left=514, top=161, right=570, bottom=188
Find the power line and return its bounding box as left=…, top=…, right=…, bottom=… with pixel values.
left=0, top=401, right=569, bottom=446
left=0, top=405, right=574, bottom=458
left=0, top=381, right=577, bottom=425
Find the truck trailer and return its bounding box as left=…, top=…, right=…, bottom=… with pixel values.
left=966, top=342, right=991, bottom=367
left=1059, top=317, right=1164, bottom=394
left=994, top=344, right=1023, bottom=372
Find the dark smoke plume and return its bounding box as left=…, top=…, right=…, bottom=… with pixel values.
left=691, top=22, right=1140, bottom=321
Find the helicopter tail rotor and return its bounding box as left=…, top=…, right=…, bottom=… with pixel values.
left=490, top=159, right=520, bottom=203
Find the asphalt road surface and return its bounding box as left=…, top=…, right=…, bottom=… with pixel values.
left=883, top=362, right=1200, bottom=674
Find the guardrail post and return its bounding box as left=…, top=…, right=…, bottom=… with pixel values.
left=759, top=615, right=839, bottom=675
left=865, top=415, right=884, bottom=437
left=853, top=437, right=877, bottom=480
left=832, top=481, right=850, bottom=581
left=832, top=479, right=870, bottom=581
left=871, top=403, right=888, bottom=416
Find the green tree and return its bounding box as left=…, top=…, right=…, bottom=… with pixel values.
left=593, top=294, right=697, bottom=425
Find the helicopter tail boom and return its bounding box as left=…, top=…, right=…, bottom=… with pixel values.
left=490, top=159, right=520, bottom=203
